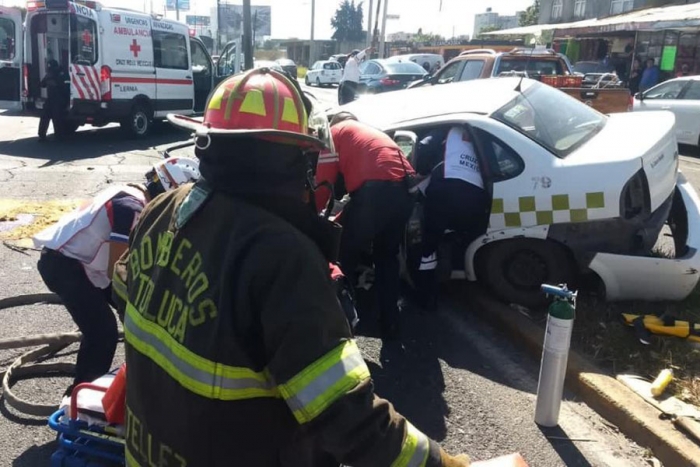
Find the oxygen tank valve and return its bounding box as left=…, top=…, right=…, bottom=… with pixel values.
left=535, top=283, right=576, bottom=427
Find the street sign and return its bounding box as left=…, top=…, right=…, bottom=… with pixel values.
left=165, top=0, right=190, bottom=11
left=386, top=14, right=400, bottom=20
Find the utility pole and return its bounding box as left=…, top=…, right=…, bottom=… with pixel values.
left=242, top=0, right=253, bottom=70
left=309, top=0, right=315, bottom=66
left=366, top=0, right=373, bottom=48
left=216, top=0, right=221, bottom=53
left=370, top=0, right=381, bottom=58
left=379, top=0, right=388, bottom=58
left=175, top=0, right=180, bottom=21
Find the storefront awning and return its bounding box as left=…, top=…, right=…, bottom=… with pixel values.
left=485, top=2, right=700, bottom=36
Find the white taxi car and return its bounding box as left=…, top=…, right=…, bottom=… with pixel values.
left=336, top=78, right=700, bottom=306
left=305, top=60, right=343, bottom=87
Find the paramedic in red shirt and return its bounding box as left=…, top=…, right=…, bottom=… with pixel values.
left=33, top=157, right=199, bottom=398
left=315, top=111, right=415, bottom=341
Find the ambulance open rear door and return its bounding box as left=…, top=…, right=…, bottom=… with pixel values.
left=0, top=6, right=24, bottom=111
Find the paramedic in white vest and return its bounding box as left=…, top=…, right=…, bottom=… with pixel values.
left=33, top=157, right=200, bottom=397
left=338, top=46, right=373, bottom=105
left=418, top=126, right=489, bottom=310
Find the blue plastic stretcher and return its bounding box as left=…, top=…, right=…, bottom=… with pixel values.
left=48, top=380, right=126, bottom=467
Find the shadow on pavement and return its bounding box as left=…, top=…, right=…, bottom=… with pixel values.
left=12, top=441, right=56, bottom=467
left=537, top=425, right=593, bottom=467
left=0, top=124, right=188, bottom=165
left=0, top=397, right=48, bottom=427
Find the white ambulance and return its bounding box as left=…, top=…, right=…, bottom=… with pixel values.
left=20, top=0, right=215, bottom=137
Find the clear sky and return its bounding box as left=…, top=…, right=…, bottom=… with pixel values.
left=1, top=0, right=534, bottom=39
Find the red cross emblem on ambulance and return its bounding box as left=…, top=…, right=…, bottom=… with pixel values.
left=82, top=29, right=92, bottom=46
left=130, top=39, right=141, bottom=58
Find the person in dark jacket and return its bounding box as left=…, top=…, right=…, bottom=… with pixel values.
left=640, top=58, right=660, bottom=92
left=628, top=58, right=642, bottom=96
left=112, top=68, right=471, bottom=467
left=38, top=59, right=70, bottom=141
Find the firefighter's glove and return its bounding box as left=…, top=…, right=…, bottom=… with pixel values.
left=441, top=449, right=471, bottom=467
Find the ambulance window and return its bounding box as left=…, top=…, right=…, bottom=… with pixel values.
left=0, top=18, right=15, bottom=60
left=191, top=40, right=211, bottom=75
left=153, top=31, right=189, bottom=70
left=70, top=16, right=98, bottom=65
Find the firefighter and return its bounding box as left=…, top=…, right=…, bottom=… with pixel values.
left=315, top=111, right=416, bottom=341
left=418, top=126, right=489, bottom=310
left=33, top=157, right=199, bottom=398
left=38, top=59, right=70, bottom=142
left=112, top=69, right=470, bottom=467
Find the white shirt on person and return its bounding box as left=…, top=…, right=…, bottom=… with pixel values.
left=341, top=49, right=366, bottom=83
left=443, top=127, right=484, bottom=189
left=33, top=185, right=146, bottom=288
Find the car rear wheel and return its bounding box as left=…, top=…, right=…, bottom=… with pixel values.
left=477, top=239, right=575, bottom=308
left=316, top=77, right=322, bottom=87
left=305, top=75, right=310, bottom=86
left=121, top=104, right=152, bottom=139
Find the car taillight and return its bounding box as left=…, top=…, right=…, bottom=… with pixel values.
left=100, top=66, right=112, bottom=101
left=620, top=168, right=650, bottom=220
left=380, top=77, right=400, bottom=85
left=22, top=63, right=29, bottom=97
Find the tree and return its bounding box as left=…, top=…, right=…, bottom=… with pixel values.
left=519, top=0, right=540, bottom=27
left=331, top=0, right=365, bottom=42
left=477, top=24, right=503, bottom=38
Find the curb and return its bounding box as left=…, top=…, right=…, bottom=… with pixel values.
left=468, top=290, right=700, bottom=467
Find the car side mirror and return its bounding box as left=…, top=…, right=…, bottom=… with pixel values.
left=393, top=130, right=418, bottom=164
left=635, top=92, right=643, bottom=101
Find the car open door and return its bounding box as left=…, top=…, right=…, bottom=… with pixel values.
left=0, top=6, right=24, bottom=111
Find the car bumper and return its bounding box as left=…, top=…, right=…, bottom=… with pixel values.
left=589, top=173, right=700, bottom=301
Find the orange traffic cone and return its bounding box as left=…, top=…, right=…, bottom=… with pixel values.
left=102, top=364, right=127, bottom=425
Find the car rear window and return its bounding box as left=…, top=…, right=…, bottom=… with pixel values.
left=496, top=58, right=564, bottom=76
left=385, top=62, right=427, bottom=74
left=492, top=82, right=606, bottom=158
left=277, top=59, right=295, bottom=66
left=323, top=62, right=340, bottom=70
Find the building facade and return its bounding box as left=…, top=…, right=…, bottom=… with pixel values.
left=539, top=0, right=700, bottom=24
left=474, top=7, right=524, bottom=36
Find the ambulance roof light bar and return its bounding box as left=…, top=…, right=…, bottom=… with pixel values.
left=26, top=1, right=46, bottom=11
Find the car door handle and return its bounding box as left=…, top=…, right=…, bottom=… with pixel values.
left=75, top=72, right=85, bottom=77
left=186, top=75, right=192, bottom=79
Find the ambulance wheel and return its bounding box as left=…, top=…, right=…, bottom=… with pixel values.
left=478, top=239, right=575, bottom=309
left=121, top=104, right=152, bottom=138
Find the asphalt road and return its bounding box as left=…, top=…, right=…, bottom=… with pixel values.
left=0, top=105, right=691, bottom=466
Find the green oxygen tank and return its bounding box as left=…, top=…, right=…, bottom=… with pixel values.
left=535, top=284, right=576, bottom=427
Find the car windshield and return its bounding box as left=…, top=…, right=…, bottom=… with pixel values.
left=496, top=58, right=564, bottom=76
left=492, top=83, right=606, bottom=158
left=384, top=62, right=427, bottom=74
